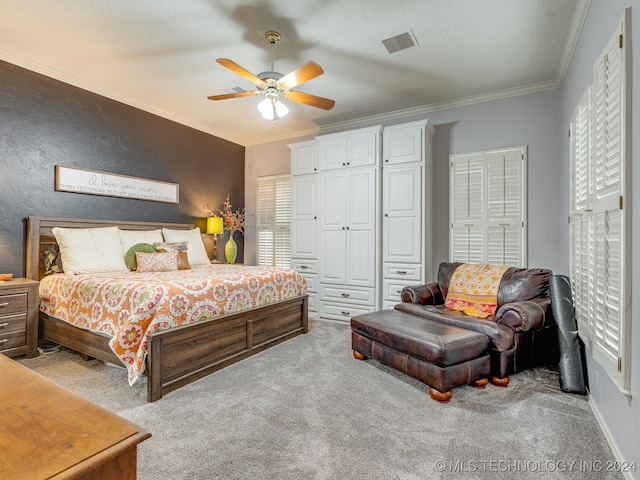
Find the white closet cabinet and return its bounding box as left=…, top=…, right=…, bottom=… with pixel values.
left=381, top=120, right=435, bottom=309
left=317, top=126, right=381, bottom=323
left=290, top=121, right=435, bottom=322
left=318, top=126, right=380, bottom=171
left=291, top=140, right=318, bottom=175
left=289, top=140, right=320, bottom=318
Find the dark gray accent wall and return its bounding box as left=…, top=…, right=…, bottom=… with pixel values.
left=0, top=60, right=245, bottom=276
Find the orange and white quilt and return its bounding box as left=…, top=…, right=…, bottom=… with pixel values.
left=39, top=264, right=307, bottom=385
left=444, top=263, right=509, bottom=318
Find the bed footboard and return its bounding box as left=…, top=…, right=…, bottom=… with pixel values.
left=146, top=295, right=308, bottom=402
left=40, top=296, right=308, bottom=402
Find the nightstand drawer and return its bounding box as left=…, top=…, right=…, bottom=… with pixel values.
left=0, top=293, right=28, bottom=315
left=0, top=329, right=26, bottom=350
left=0, top=313, right=28, bottom=334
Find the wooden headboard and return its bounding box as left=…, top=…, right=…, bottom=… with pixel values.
left=25, top=216, right=195, bottom=281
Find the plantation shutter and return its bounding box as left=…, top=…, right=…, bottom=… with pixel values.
left=590, top=20, right=628, bottom=388
left=569, top=88, right=593, bottom=339
left=486, top=151, right=524, bottom=266
left=450, top=147, right=526, bottom=266
left=450, top=153, right=484, bottom=263
left=569, top=13, right=630, bottom=393
left=257, top=175, right=291, bottom=267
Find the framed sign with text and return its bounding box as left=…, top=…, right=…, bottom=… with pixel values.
left=55, top=165, right=179, bottom=204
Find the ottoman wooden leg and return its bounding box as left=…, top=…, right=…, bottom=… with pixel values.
left=352, top=350, right=366, bottom=360
left=429, top=388, right=453, bottom=403
left=490, top=376, right=510, bottom=387
left=472, top=378, right=489, bottom=388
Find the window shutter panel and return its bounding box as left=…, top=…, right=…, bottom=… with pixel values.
left=451, top=225, right=483, bottom=264
left=257, top=175, right=291, bottom=268
left=487, top=152, right=521, bottom=220
left=451, top=154, right=484, bottom=222
left=450, top=154, right=484, bottom=263
left=450, top=148, right=526, bottom=267
left=587, top=15, right=629, bottom=392
left=569, top=88, right=593, bottom=340
left=487, top=225, right=521, bottom=266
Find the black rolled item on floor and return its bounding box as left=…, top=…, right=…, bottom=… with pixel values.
left=548, top=274, right=587, bottom=395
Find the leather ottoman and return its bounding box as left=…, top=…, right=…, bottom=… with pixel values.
left=351, top=309, right=491, bottom=402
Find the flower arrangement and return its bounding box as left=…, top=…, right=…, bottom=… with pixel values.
left=217, top=194, right=245, bottom=234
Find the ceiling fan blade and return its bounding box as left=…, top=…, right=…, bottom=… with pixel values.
left=216, top=58, right=266, bottom=87
left=277, top=61, right=324, bottom=90
left=286, top=91, right=335, bottom=110
left=207, top=91, right=258, bottom=101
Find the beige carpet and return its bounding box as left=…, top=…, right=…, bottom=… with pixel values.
left=19, top=320, right=622, bottom=480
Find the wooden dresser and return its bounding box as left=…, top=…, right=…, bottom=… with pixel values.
left=0, top=354, right=151, bottom=479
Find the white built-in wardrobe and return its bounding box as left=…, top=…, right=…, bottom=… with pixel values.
left=289, top=119, right=434, bottom=322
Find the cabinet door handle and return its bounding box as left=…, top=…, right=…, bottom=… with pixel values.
left=341, top=293, right=350, bottom=298
left=0, top=323, right=9, bottom=328
left=385, top=159, right=389, bottom=163
left=396, top=290, right=402, bottom=294
left=396, top=271, right=407, bottom=275
left=0, top=303, right=8, bottom=308
left=300, top=265, right=308, bottom=269
left=341, top=311, right=350, bottom=316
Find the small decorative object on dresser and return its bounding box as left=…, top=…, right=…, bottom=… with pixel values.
left=217, top=194, right=245, bottom=264
left=0, top=278, right=39, bottom=358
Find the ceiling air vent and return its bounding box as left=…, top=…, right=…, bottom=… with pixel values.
left=382, top=30, right=418, bottom=54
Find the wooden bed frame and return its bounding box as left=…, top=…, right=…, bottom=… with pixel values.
left=25, top=216, right=308, bottom=402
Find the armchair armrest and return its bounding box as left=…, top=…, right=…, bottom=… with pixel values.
left=400, top=282, right=443, bottom=305
left=495, top=297, right=553, bottom=332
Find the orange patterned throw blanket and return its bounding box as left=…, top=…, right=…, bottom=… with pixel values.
left=444, top=263, right=509, bottom=318
left=39, top=264, right=306, bottom=386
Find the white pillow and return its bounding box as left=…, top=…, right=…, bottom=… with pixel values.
left=161, top=227, right=210, bottom=266
left=52, top=226, right=128, bottom=274
left=119, top=229, right=164, bottom=252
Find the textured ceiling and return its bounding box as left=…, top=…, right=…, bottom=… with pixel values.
left=0, top=0, right=588, bottom=146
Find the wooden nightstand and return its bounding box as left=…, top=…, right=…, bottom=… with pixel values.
left=0, top=278, right=39, bottom=358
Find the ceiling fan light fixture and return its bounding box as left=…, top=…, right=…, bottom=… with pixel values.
left=208, top=31, right=335, bottom=115
left=258, top=95, right=289, bottom=120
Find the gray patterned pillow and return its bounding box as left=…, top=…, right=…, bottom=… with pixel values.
left=43, top=243, right=63, bottom=275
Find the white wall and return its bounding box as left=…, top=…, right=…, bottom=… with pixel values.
left=246, top=3, right=638, bottom=471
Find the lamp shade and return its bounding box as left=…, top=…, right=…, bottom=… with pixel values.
left=206, top=216, right=224, bottom=235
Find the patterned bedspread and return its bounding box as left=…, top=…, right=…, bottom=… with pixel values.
left=39, top=264, right=307, bottom=385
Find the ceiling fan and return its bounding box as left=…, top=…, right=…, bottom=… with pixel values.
left=207, top=31, right=335, bottom=120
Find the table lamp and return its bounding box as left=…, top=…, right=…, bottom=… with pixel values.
left=206, top=216, right=224, bottom=259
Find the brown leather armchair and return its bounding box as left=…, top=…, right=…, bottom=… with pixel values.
left=397, top=262, right=559, bottom=383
